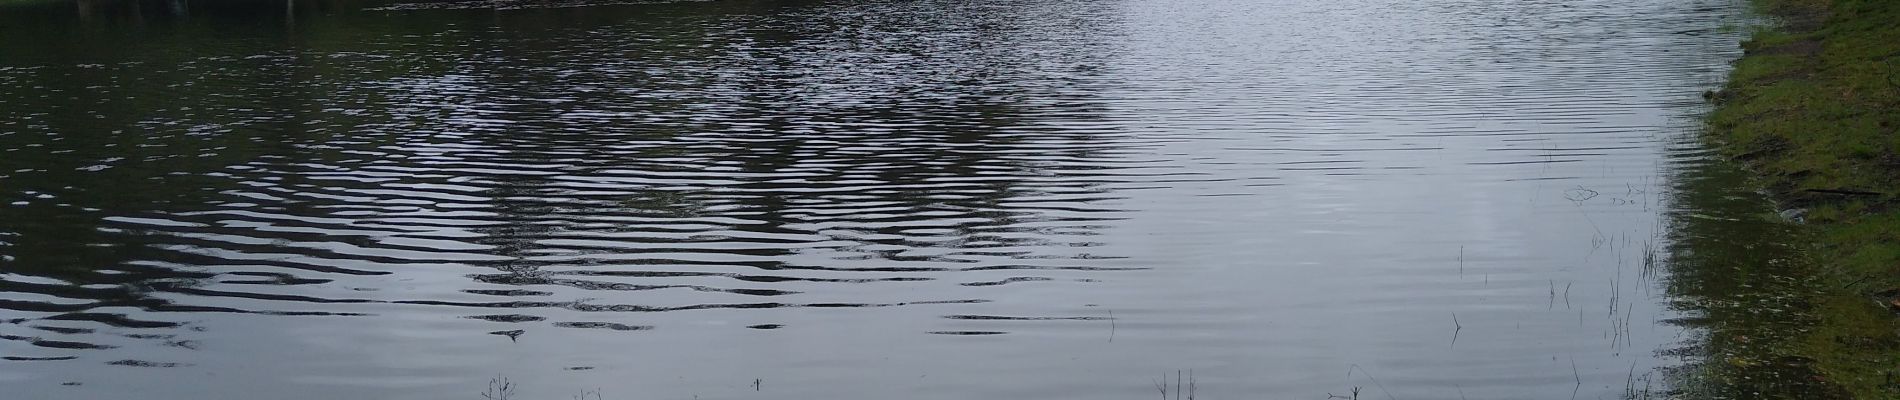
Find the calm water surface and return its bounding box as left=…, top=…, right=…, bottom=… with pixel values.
left=0, top=0, right=1753, bottom=398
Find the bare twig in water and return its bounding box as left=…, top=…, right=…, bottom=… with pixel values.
left=1564, top=282, right=1572, bottom=309
left=1188, top=369, right=1196, bottom=400
left=1570, top=358, right=1582, bottom=400
left=1623, top=361, right=1639, bottom=400
left=1155, top=370, right=1196, bottom=400
left=1451, top=313, right=1462, bottom=348
left=1640, top=239, right=1659, bottom=280
left=1624, top=364, right=1656, bottom=400
left=1549, top=280, right=1556, bottom=310
left=1346, top=364, right=1397, bottom=400
left=482, top=377, right=516, bottom=400
left=573, top=389, right=602, bottom=400
left=1326, top=387, right=1361, bottom=400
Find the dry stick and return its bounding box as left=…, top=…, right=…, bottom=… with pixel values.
left=1804, top=188, right=1884, bottom=196
left=1346, top=364, right=1397, bottom=400
left=1570, top=358, right=1582, bottom=400
left=1451, top=312, right=1462, bottom=348
left=482, top=377, right=516, bottom=400
left=1608, top=278, right=1618, bottom=318
left=1564, top=282, right=1573, bottom=309
left=1188, top=369, right=1196, bottom=400
left=1841, top=275, right=1873, bottom=290
left=1625, top=302, right=1635, bottom=348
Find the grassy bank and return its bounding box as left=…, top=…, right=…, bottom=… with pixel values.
left=1701, top=0, right=1900, bottom=397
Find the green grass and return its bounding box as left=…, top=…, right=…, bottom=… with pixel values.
left=1703, top=0, right=1900, bottom=397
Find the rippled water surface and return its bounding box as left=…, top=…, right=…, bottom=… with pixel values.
left=0, top=0, right=1752, bottom=398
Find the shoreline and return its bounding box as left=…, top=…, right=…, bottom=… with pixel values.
left=1697, top=0, right=1900, bottom=397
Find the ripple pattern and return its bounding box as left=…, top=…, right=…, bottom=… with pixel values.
left=0, top=0, right=1751, bottom=399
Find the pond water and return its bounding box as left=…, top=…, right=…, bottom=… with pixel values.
left=0, top=0, right=1755, bottom=399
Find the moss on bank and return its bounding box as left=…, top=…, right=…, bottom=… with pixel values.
left=1702, top=0, right=1900, bottom=397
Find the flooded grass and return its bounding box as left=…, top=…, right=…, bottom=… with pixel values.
left=1695, top=0, right=1900, bottom=397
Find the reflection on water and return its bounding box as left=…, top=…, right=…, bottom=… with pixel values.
left=0, top=0, right=1755, bottom=399
left=1655, top=136, right=1853, bottom=398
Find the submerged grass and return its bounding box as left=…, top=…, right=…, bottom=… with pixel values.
left=1697, top=0, right=1900, bottom=397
